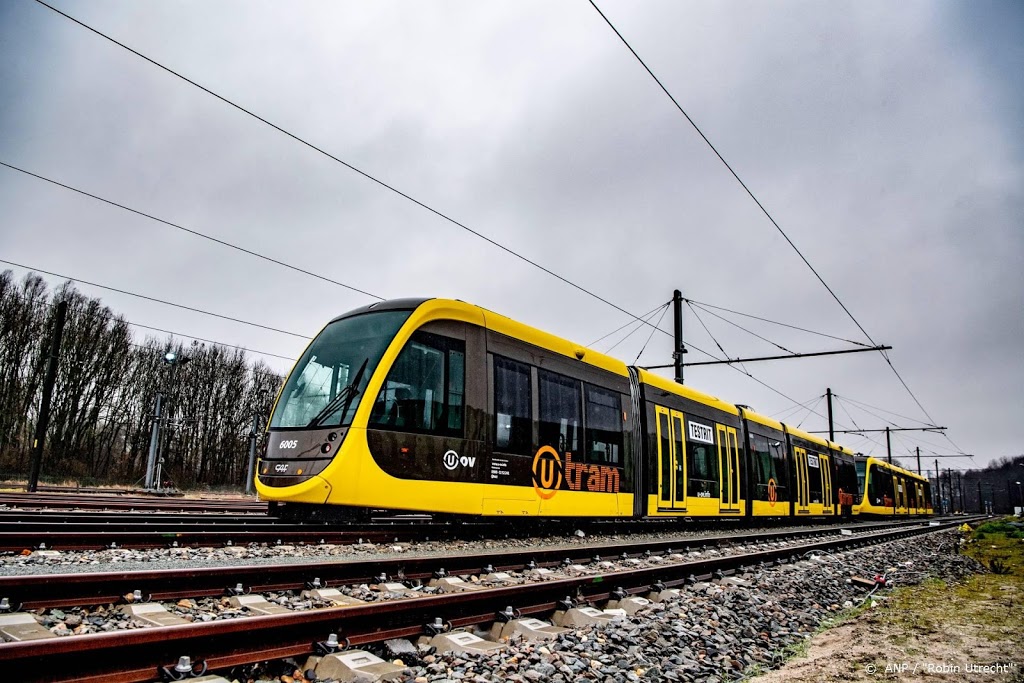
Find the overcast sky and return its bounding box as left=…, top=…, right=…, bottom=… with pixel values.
left=1, top=1, right=1021, bottom=472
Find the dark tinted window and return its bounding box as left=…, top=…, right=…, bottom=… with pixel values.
left=658, top=411, right=671, bottom=502
left=807, top=451, right=823, bottom=504
left=751, top=433, right=786, bottom=502
left=584, top=384, right=622, bottom=464
left=539, top=370, right=580, bottom=455
left=368, top=331, right=464, bottom=436
left=271, top=310, right=411, bottom=429
left=867, top=464, right=895, bottom=506
left=686, top=418, right=719, bottom=497
left=494, top=356, right=532, bottom=454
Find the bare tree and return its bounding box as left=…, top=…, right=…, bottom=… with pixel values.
left=0, top=271, right=284, bottom=488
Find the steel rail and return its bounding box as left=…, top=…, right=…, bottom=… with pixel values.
left=0, top=507, right=963, bottom=551
left=0, top=493, right=265, bottom=512
left=0, top=527, right=446, bottom=552
left=0, top=520, right=972, bottom=682
left=0, top=510, right=270, bottom=521
left=0, top=517, right=973, bottom=610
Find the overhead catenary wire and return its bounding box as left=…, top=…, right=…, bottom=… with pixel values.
left=0, top=161, right=384, bottom=302
left=633, top=303, right=670, bottom=364
left=834, top=397, right=864, bottom=433
left=833, top=394, right=901, bottom=429
left=0, top=259, right=311, bottom=339
left=605, top=303, right=667, bottom=355
left=685, top=301, right=753, bottom=377
left=794, top=396, right=824, bottom=430
left=686, top=301, right=732, bottom=361
left=587, top=301, right=669, bottom=347
left=836, top=393, right=938, bottom=429
left=832, top=395, right=964, bottom=457
left=587, top=0, right=942, bottom=429
left=769, top=394, right=823, bottom=422
left=123, top=321, right=297, bottom=363
left=685, top=298, right=870, bottom=348
left=0, top=284, right=298, bottom=363
left=687, top=301, right=795, bottom=354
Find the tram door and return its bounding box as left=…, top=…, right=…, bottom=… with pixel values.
left=820, top=454, right=834, bottom=515
left=655, top=407, right=687, bottom=511
left=794, top=447, right=811, bottom=514
left=716, top=425, right=741, bottom=513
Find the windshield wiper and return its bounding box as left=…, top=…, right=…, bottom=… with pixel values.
left=306, top=358, right=369, bottom=428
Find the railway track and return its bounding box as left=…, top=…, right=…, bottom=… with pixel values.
left=0, top=512, right=485, bottom=551
left=0, top=491, right=265, bottom=513
left=0, top=517, right=980, bottom=682
left=0, top=506, right=966, bottom=552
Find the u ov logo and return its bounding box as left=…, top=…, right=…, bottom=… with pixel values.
left=442, top=450, right=460, bottom=470
left=443, top=450, right=475, bottom=470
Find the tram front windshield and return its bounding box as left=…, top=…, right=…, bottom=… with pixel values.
left=270, top=310, right=411, bottom=429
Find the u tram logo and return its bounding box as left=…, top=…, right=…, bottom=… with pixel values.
left=531, top=446, right=563, bottom=500
left=767, top=478, right=777, bottom=506
left=531, top=446, right=621, bottom=499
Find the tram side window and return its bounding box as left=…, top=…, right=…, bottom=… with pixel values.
left=493, top=356, right=532, bottom=455
left=539, top=370, right=580, bottom=455
left=686, top=432, right=719, bottom=497
left=769, top=440, right=788, bottom=500
left=751, top=434, right=771, bottom=500
left=369, top=332, right=465, bottom=436
left=807, top=452, right=823, bottom=504
left=867, top=466, right=895, bottom=506
left=659, top=411, right=671, bottom=502
left=584, top=384, right=622, bottom=465
left=751, top=434, right=785, bottom=501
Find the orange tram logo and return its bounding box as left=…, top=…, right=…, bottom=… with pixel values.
left=531, top=446, right=620, bottom=499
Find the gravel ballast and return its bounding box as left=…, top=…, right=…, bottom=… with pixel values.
left=345, top=529, right=984, bottom=683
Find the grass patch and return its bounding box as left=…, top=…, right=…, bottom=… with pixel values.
left=974, top=519, right=1024, bottom=540
left=877, top=519, right=1024, bottom=643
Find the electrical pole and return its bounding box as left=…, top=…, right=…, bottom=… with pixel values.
left=957, top=472, right=964, bottom=514
left=885, top=427, right=892, bottom=464
left=28, top=300, right=67, bottom=493
left=826, top=388, right=834, bottom=442
left=672, top=290, right=684, bottom=385
left=149, top=351, right=190, bottom=492
left=144, top=393, right=163, bottom=489
left=977, top=480, right=983, bottom=514
left=934, top=459, right=940, bottom=514
left=245, top=414, right=260, bottom=496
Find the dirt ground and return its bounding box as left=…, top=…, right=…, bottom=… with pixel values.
left=752, top=528, right=1024, bottom=683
